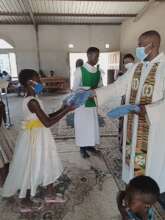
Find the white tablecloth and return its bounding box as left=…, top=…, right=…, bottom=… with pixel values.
left=0, top=80, right=8, bottom=90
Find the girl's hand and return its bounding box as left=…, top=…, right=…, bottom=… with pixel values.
left=65, top=104, right=76, bottom=112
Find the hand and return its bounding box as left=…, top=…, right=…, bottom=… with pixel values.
left=131, top=105, right=146, bottom=116
left=139, top=104, right=146, bottom=114
left=66, top=104, right=76, bottom=112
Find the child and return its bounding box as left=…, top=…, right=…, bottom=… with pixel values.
left=117, top=176, right=160, bottom=220
left=2, top=69, right=74, bottom=212
left=0, top=101, right=14, bottom=186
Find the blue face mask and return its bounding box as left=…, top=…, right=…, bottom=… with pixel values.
left=136, top=47, right=148, bottom=61
left=34, top=83, right=44, bottom=94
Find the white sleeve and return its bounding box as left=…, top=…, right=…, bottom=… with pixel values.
left=98, top=68, right=105, bottom=87
left=71, top=68, right=82, bottom=91
left=96, top=71, right=130, bottom=106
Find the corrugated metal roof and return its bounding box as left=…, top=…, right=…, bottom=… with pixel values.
left=0, top=0, right=26, bottom=13
left=0, top=0, right=155, bottom=25
left=30, top=0, right=146, bottom=14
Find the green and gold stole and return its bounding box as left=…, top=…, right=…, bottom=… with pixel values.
left=125, top=62, right=159, bottom=176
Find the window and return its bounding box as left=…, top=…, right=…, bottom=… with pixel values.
left=0, top=39, right=17, bottom=79
left=0, top=39, right=14, bottom=49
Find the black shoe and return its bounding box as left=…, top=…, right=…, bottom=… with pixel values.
left=80, top=148, right=90, bottom=159
left=86, top=147, right=99, bottom=153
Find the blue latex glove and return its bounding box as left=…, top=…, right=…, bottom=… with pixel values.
left=107, top=104, right=141, bottom=119
left=63, top=89, right=95, bottom=108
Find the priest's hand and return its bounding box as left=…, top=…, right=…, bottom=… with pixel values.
left=132, top=104, right=146, bottom=116
left=139, top=104, right=146, bottom=114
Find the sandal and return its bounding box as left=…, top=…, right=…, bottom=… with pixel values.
left=44, top=196, right=66, bottom=204
left=19, top=207, right=33, bottom=214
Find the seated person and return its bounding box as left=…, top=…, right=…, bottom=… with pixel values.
left=117, top=175, right=160, bottom=220
left=16, top=82, right=25, bottom=97
left=50, top=70, right=55, bottom=77
left=2, top=71, right=11, bottom=82
left=39, top=69, right=46, bottom=78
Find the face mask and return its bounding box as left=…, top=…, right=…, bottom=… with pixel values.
left=136, top=44, right=152, bottom=61
left=30, top=80, right=44, bottom=94
left=125, top=63, right=134, bottom=70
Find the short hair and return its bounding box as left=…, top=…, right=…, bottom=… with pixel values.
left=19, top=69, right=38, bottom=87
left=123, top=54, right=135, bottom=61
left=140, top=30, right=161, bottom=42
left=76, top=59, right=84, bottom=68
left=87, top=47, right=100, bottom=54
left=126, top=176, right=160, bottom=203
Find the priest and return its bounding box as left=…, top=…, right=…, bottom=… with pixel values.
left=95, top=30, right=165, bottom=193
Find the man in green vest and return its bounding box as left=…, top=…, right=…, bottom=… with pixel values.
left=72, top=47, right=104, bottom=158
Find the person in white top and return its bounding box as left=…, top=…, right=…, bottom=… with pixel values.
left=118, top=54, right=135, bottom=151
left=95, top=30, right=165, bottom=193
left=72, top=47, right=104, bottom=158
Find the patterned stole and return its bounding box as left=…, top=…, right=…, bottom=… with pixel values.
left=125, top=63, right=143, bottom=166
left=125, top=63, right=159, bottom=176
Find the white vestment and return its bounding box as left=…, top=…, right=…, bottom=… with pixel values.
left=72, top=63, right=104, bottom=147
left=96, top=53, right=165, bottom=193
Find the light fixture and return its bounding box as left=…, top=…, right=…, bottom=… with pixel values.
left=105, top=44, right=110, bottom=49
left=68, top=44, right=74, bottom=48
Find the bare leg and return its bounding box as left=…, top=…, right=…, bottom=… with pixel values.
left=45, top=184, right=65, bottom=204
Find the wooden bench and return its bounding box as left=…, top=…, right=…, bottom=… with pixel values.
left=41, top=77, right=68, bottom=92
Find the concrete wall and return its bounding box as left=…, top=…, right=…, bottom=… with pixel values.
left=120, top=2, right=165, bottom=56
left=0, top=24, right=121, bottom=77
left=38, top=25, right=120, bottom=77
left=0, top=25, right=38, bottom=73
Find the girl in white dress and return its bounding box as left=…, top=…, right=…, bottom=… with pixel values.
left=2, top=69, right=73, bottom=212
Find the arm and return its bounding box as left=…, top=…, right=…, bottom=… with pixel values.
left=71, top=68, right=82, bottom=91
left=117, top=191, right=129, bottom=220
left=95, top=71, right=130, bottom=106
left=49, top=105, right=66, bottom=118
left=28, top=99, right=72, bottom=128
left=98, top=68, right=105, bottom=87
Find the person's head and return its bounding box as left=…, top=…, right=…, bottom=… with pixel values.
left=125, top=176, right=160, bottom=215
left=50, top=70, right=55, bottom=76
left=76, top=59, right=84, bottom=68
left=87, top=47, right=100, bottom=66
left=123, top=54, right=135, bottom=66
left=136, top=30, right=161, bottom=62
left=19, top=69, right=42, bottom=95
left=123, top=54, right=135, bottom=72
left=2, top=71, right=8, bottom=76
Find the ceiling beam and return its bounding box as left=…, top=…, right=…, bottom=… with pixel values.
left=35, top=13, right=137, bottom=17
left=0, top=22, right=121, bottom=25
left=0, top=12, right=137, bottom=18
left=0, top=12, right=28, bottom=16
left=44, top=0, right=149, bottom=1
left=19, top=0, right=37, bottom=27
left=44, top=0, right=162, bottom=2
left=37, top=22, right=122, bottom=25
